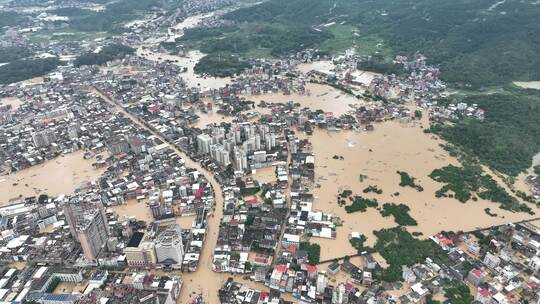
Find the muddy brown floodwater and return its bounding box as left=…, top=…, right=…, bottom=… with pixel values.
left=90, top=69, right=540, bottom=300
left=514, top=152, right=540, bottom=195
left=248, top=82, right=364, bottom=116
left=92, top=89, right=231, bottom=304
left=307, top=116, right=540, bottom=260
left=191, top=110, right=235, bottom=129
left=111, top=199, right=153, bottom=223
left=251, top=166, right=277, bottom=185
left=0, top=151, right=105, bottom=205
left=0, top=97, right=24, bottom=110
left=136, top=48, right=231, bottom=90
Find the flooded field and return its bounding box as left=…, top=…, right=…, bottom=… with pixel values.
left=296, top=60, right=335, bottom=74
left=307, top=117, right=539, bottom=260
left=19, top=76, right=44, bottom=86
left=514, top=151, right=540, bottom=194
left=136, top=48, right=231, bottom=90
left=53, top=281, right=87, bottom=294
left=0, top=97, right=23, bottom=110
left=312, top=207, right=395, bottom=261
left=251, top=166, right=276, bottom=184
left=0, top=150, right=104, bottom=204
left=175, top=215, right=196, bottom=229
left=513, top=81, right=540, bottom=90
left=247, top=82, right=364, bottom=116
left=191, top=110, right=236, bottom=129
left=111, top=199, right=152, bottom=222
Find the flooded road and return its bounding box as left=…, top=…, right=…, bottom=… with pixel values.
left=92, top=70, right=540, bottom=298
left=91, top=88, right=228, bottom=303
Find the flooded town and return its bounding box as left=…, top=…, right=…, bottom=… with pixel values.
left=1, top=0, right=540, bottom=303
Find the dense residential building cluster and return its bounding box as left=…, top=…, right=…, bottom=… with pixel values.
left=0, top=61, right=216, bottom=303
left=0, top=45, right=528, bottom=303
left=0, top=43, right=532, bottom=303
left=0, top=1, right=536, bottom=303
left=217, top=222, right=540, bottom=303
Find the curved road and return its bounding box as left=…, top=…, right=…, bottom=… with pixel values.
left=91, top=88, right=227, bottom=303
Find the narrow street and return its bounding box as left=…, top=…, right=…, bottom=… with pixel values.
left=272, top=142, right=294, bottom=264
left=90, top=88, right=227, bottom=303
left=90, top=88, right=300, bottom=303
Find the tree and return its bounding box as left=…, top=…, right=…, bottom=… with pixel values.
left=444, top=282, right=474, bottom=304
left=300, top=242, right=321, bottom=265
left=0, top=58, right=60, bottom=84
left=373, top=227, right=448, bottom=282
left=380, top=203, right=418, bottom=226
left=194, top=54, right=250, bottom=77
left=74, top=44, right=134, bottom=67
left=38, top=194, right=49, bottom=204
left=225, top=164, right=234, bottom=177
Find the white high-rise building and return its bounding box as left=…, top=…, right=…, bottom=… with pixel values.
left=68, top=124, right=79, bottom=139
left=210, top=144, right=231, bottom=167
left=234, top=148, right=248, bottom=172
left=254, top=134, right=261, bottom=150
left=253, top=151, right=267, bottom=164
left=197, top=134, right=212, bottom=155
left=316, top=271, right=328, bottom=294
left=265, top=133, right=276, bottom=150
left=223, top=139, right=234, bottom=152
left=155, top=224, right=184, bottom=266
left=219, top=149, right=231, bottom=166
left=32, top=130, right=57, bottom=147
left=332, top=283, right=347, bottom=304
left=234, top=127, right=241, bottom=144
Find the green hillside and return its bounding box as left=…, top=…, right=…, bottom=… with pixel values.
left=185, top=0, right=540, bottom=88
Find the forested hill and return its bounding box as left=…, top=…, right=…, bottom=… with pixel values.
left=223, top=0, right=540, bottom=88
